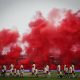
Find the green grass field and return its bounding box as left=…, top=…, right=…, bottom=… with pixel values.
left=0, top=72, right=80, bottom=80
left=0, top=77, right=80, bottom=80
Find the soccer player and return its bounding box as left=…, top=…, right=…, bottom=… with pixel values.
left=57, top=65, right=61, bottom=75
left=1, top=65, right=6, bottom=77
left=46, top=65, right=49, bottom=74
left=14, top=68, right=17, bottom=77
left=10, top=64, right=14, bottom=76
left=16, top=70, right=20, bottom=77
left=32, top=63, right=36, bottom=76
left=65, top=66, right=69, bottom=78
left=69, top=66, right=72, bottom=78
left=72, top=64, right=75, bottom=77
left=43, top=66, right=47, bottom=77
left=3, top=65, right=6, bottom=75
left=43, top=65, right=50, bottom=77
left=34, top=68, right=38, bottom=77
left=69, top=66, right=72, bottom=73
left=20, top=65, right=24, bottom=77
left=43, top=66, right=47, bottom=74
left=32, top=66, right=35, bottom=76
left=64, top=65, right=66, bottom=74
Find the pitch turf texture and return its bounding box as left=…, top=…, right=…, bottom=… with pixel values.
left=0, top=72, right=80, bottom=80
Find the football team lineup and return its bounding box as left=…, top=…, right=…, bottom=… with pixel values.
left=0, top=63, right=80, bottom=78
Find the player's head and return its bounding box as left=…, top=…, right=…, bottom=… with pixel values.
left=72, top=64, right=74, bottom=66
left=58, top=64, right=60, bottom=67
left=21, top=65, right=23, bottom=67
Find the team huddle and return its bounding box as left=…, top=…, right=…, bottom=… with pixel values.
left=0, top=63, right=75, bottom=78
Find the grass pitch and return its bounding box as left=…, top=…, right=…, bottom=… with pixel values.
left=0, top=72, right=80, bottom=80
left=0, top=77, right=80, bottom=80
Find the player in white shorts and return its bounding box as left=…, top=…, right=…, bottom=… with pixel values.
left=1, top=65, right=6, bottom=77
left=20, top=65, right=24, bottom=77
left=32, top=63, right=36, bottom=75
left=46, top=65, right=49, bottom=74
left=3, top=65, right=6, bottom=73
left=64, top=65, right=66, bottom=74
left=14, top=68, right=17, bottom=77
left=32, top=66, right=35, bottom=76
left=65, top=66, right=69, bottom=77
left=34, top=69, right=38, bottom=77
left=72, top=65, right=75, bottom=77
left=10, top=64, right=14, bottom=76
left=16, top=70, right=20, bottom=77
left=57, top=65, right=61, bottom=75
left=43, top=66, right=47, bottom=74
left=69, top=66, right=72, bottom=78
left=69, top=66, right=72, bottom=74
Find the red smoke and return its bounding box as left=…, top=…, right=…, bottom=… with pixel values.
left=23, top=9, right=80, bottom=69
left=0, top=29, right=22, bottom=69
left=0, top=9, right=80, bottom=69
